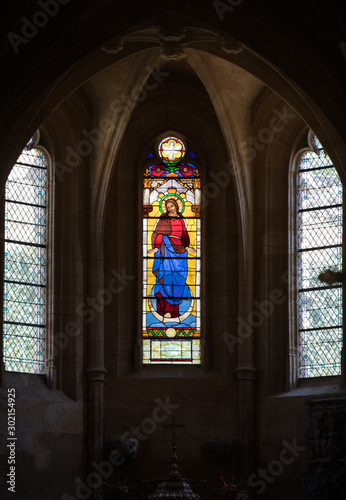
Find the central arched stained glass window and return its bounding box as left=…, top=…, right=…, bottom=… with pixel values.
left=143, top=135, right=201, bottom=364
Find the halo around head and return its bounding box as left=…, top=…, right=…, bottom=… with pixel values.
left=159, top=194, right=185, bottom=214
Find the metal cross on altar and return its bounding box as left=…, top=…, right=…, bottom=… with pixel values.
left=147, top=414, right=202, bottom=499
left=163, top=414, right=186, bottom=478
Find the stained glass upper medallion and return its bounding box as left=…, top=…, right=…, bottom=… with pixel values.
left=158, top=136, right=185, bottom=165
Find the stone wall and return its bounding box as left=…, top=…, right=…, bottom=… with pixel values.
left=0, top=4, right=345, bottom=499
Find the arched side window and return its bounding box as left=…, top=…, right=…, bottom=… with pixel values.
left=3, top=137, right=48, bottom=374
left=297, top=135, right=342, bottom=378
left=142, top=135, right=201, bottom=364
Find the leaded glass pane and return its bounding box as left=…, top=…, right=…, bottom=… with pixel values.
left=5, top=243, right=46, bottom=285
left=143, top=136, right=201, bottom=364
left=3, top=147, right=47, bottom=374
left=298, top=246, right=342, bottom=290
left=299, top=288, right=342, bottom=331
left=298, top=166, right=342, bottom=210
left=299, top=327, right=342, bottom=378
left=298, top=141, right=342, bottom=378
left=297, top=206, right=342, bottom=250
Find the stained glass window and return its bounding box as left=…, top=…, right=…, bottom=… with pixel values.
left=3, top=145, right=48, bottom=373
left=143, top=136, right=201, bottom=364
left=298, top=136, right=342, bottom=378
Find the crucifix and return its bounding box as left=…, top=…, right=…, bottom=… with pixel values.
left=163, top=413, right=186, bottom=478
left=147, top=413, right=201, bottom=499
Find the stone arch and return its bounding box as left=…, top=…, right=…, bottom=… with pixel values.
left=1, top=3, right=345, bottom=187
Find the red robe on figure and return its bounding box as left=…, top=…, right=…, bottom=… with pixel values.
left=151, top=216, right=189, bottom=318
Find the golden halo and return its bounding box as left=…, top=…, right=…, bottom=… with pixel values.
left=159, top=194, right=185, bottom=214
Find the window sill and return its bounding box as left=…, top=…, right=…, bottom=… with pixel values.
left=271, top=376, right=344, bottom=398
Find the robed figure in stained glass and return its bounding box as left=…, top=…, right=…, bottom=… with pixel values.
left=143, top=134, right=201, bottom=364
left=148, top=199, right=196, bottom=319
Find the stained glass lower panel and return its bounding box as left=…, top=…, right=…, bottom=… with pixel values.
left=143, top=291, right=201, bottom=364
left=143, top=339, right=200, bottom=364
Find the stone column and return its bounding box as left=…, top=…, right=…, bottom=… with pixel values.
left=87, top=227, right=107, bottom=500
left=235, top=251, right=256, bottom=479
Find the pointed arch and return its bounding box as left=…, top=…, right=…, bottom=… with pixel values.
left=290, top=131, right=343, bottom=380
left=142, top=133, right=201, bottom=364
left=3, top=133, right=51, bottom=374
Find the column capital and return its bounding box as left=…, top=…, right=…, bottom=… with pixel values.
left=86, top=367, right=107, bottom=382
left=235, top=367, right=257, bottom=381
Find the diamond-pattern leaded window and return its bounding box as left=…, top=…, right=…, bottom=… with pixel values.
left=3, top=147, right=47, bottom=373
left=298, top=137, right=342, bottom=378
